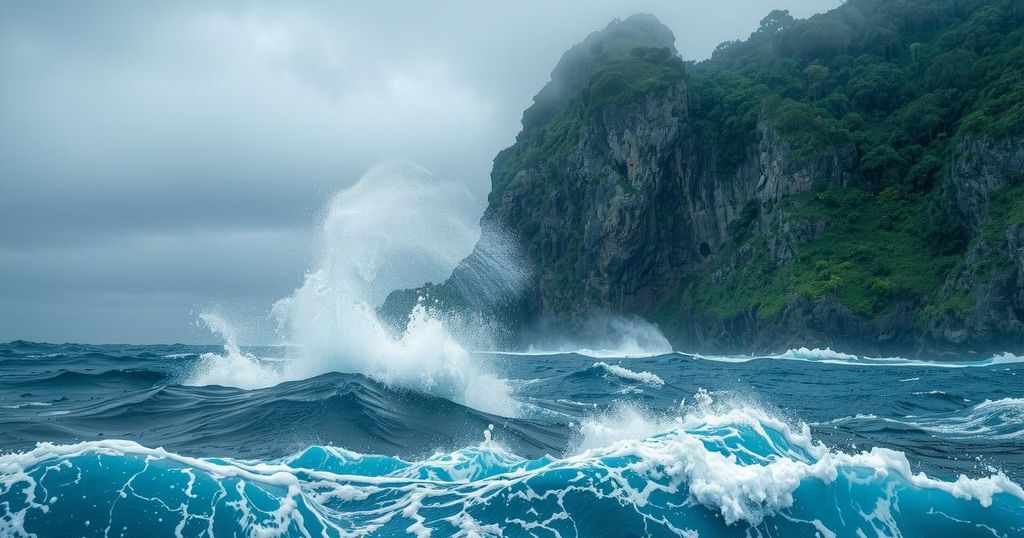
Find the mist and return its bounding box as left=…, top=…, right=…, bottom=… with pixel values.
left=0, top=0, right=839, bottom=343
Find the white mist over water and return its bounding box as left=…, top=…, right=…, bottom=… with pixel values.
left=187, top=161, right=520, bottom=416
left=522, top=314, right=673, bottom=358
left=189, top=312, right=280, bottom=389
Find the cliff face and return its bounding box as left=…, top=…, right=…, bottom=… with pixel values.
left=919, top=134, right=1024, bottom=353
left=383, top=4, right=1024, bottom=357
left=494, top=88, right=698, bottom=317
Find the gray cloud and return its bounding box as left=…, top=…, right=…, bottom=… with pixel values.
left=0, top=0, right=839, bottom=343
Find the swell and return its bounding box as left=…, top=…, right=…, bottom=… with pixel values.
left=816, top=398, right=1024, bottom=441
left=2, top=408, right=1022, bottom=538
left=563, top=362, right=667, bottom=386
left=4, top=342, right=1019, bottom=532
left=490, top=347, right=1024, bottom=366
left=0, top=371, right=566, bottom=460
left=690, top=347, right=1024, bottom=367
left=5, top=344, right=1023, bottom=477
left=5, top=368, right=168, bottom=388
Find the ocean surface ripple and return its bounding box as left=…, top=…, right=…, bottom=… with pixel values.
left=1, top=341, right=1023, bottom=537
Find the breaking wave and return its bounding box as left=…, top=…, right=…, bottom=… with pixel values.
left=817, top=397, right=1024, bottom=441
left=2, top=402, right=1021, bottom=537
left=185, top=162, right=520, bottom=417
left=592, top=361, right=665, bottom=386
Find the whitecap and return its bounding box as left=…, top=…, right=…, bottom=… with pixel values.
left=592, top=362, right=665, bottom=386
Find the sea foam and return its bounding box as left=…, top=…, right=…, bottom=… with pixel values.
left=186, top=162, right=520, bottom=417
left=592, top=361, right=665, bottom=386
left=693, top=346, right=1024, bottom=368
left=3, top=398, right=1021, bottom=537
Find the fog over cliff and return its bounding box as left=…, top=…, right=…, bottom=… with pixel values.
left=0, top=1, right=838, bottom=343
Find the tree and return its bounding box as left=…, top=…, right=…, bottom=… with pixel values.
left=909, top=42, right=925, bottom=64
left=925, top=49, right=980, bottom=91
left=759, top=9, right=794, bottom=34
left=781, top=18, right=854, bottom=59
left=907, top=155, right=943, bottom=191
left=898, top=93, right=951, bottom=143
left=804, top=64, right=830, bottom=101
left=847, top=62, right=904, bottom=117
left=712, top=40, right=742, bottom=59
left=867, top=24, right=901, bottom=60
left=860, top=145, right=904, bottom=184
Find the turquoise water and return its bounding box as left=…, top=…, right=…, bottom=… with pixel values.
left=1, top=342, right=1023, bottom=536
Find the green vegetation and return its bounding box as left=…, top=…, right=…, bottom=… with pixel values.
left=726, top=200, right=760, bottom=243
left=484, top=45, right=688, bottom=308
left=688, top=187, right=961, bottom=319
left=685, top=237, right=788, bottom=320
left=680, top=0, right=1024, bottom=321
left=489, top=100, right=583, bottom=205
left=687, top=73, right=767, bottom=175
left=489, top=0, right=1024, bottom=329
left=584, top=47, right=686, bottom=112
left=766, top=97, right=853, bottom=161
left=981, top=177, right=1024, bottom=246
left=489, top=44, right=686, bottom=206
left=691, top=0, right=1024, bottom=169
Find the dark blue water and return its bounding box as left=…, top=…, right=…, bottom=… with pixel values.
left=1, top=341, right=1023, bottom=536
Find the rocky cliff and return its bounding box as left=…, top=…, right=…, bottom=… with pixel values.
left=383, top=2, right=1024, bottom=357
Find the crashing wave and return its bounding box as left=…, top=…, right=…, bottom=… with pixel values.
left=184, top=163, right=520, bottom=417
left=2, top=404, right=1021, bottom=537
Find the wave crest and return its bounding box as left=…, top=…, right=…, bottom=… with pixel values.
left=3, top=403, right=1022, bottom=537
left=592, top=362, right=665, bottom=386
left=185, top=162, right=520, bottom=417
left=694, top=347, right=1024, bottom=368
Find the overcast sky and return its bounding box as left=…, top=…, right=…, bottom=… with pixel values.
left=1, top=1, right=839, bottom=344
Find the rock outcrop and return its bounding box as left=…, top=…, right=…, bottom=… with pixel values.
left=383, top=9, right=1024, bottom=358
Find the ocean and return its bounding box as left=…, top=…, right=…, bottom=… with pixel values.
left=3, top=163, right=1023, bottom=537
left=1, top=340, right=1022, bottom=537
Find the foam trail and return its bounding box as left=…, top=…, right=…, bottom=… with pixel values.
left=3, top=402, right=1021, bottom=537
left=693, top=347, right=1024, bottom=368
left=912, top=397, right=1024, bottom=439
left=187, top=162, right=519, bottom=417
left=592, top=362, right=665, bottom=386
left=818, top=398, right=1024, bottom=440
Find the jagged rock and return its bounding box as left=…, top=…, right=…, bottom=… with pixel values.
left=950, top=134, right=1024, bottom=229
left=383, top=13, right=1024, bottom=358
left=755, top=117, right=856, bottom=210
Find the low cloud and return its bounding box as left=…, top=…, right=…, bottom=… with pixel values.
left=0, top=0, right=838, bottom=342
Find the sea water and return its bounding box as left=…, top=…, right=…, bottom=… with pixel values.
left=1, top=342, right=1023, bottom=537
left=3, top=162, right=1022, bottom=536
